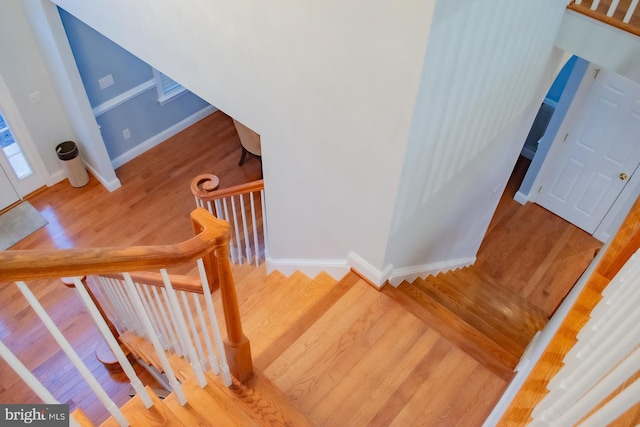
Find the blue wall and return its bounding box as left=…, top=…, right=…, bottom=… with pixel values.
left=58, top=8, right=212, bottom=162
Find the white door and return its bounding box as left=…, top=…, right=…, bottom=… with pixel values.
left=0, top=164, right=20, bottom=211
left=536, top=69, right=640, bottom=234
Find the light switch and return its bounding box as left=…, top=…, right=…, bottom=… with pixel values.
left=99, top=74, right=114, bottom=89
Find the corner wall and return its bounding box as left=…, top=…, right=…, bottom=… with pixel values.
left=384, top=0, right=569, bottom=283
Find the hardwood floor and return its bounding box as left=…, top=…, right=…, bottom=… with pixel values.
left=0, top=111, right=602, bottom=426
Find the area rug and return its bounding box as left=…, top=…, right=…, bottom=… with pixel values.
left=0, top=201, right=48, bottom=250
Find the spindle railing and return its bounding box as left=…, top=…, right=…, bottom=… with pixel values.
left=0, top=208, right=252, bottom=425
left=568, top=0, right=640, bottom=36
left=191, top=174, right=267, bottom=267
left=499, top=196, right=640, bottom=425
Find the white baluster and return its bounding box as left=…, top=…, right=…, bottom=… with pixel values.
left=552, top=347, right=640, bottom=426
left=97, top=277, right=127, bottom=332
left=194, top=195, right=203, bottom=209
left=207, top=200, right=214, bottom=216
left=624, top=0, right=639, bottom=22
left=240, top=193, right=253, bottom=264
left=607, top=0, right=620, bottom=16
left=0, top=339, right=59, bottom=403
left=180, top=291, right=207, bottom=370
left=230, top=196, right=244, bottom=264
left=136, top=283, right=169, bottom=350
left=153, top=286, right=182, bottom=355
left=261, top=189, right=269, bottom=259
left=16, top=281, right=128, bottom=426
left=197, top=258, right=232, bottom=386
left=160, top=269, right=207, bottom=387
left=250, top=191, right=260, bottom=266
left=72, top=277, right=153, bottom=409
left=579, top=378, right=640, bottom=427
left=193, top=293, right=220, bottom=375
left=141, top=285, right=172, bottom=350
left=222, top=198, right=239, bottom=264
left=591, top=0, right=601, bottom=11
left=160, top=287, right=191, bottom=362
left=121, top=273, right=187, bottom=405
left=111, top=278, right=144, bottom=336
left=214, top=199, right=223, bottom=219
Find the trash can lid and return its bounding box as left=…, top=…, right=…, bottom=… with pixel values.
left=56, top=141, right=78, bottom=160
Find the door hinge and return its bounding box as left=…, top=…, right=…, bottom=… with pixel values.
left=594, top=68, right=601, bottom=79
left=563, top=133, right=569, bottom=142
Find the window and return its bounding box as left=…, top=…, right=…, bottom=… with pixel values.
left=152, top=68, right=186, bottom=105
left=0, top=111, right=32, bottom=179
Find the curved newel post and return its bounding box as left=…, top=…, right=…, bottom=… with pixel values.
left=214, top=242, right=253, bottom=383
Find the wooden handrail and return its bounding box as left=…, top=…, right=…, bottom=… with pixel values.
left=567, top=2, right=640, bottom=38
left=0, top=208, right=229, bottom=281
left=191, top=176, right=264, bottom=201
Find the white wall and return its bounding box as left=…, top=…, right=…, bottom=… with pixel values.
left=50, top=0, right=436, bottom=275
left=384, top=0, right=569, bottom=283
left=0, top=1, right=74, bottom=179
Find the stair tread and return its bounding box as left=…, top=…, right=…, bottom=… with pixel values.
left=100, top=386, right=186, bottom=427
left=71, top=408, right=94, bottom=427
left=415, top=269, right=546, bottom=351
left=163, top=375, right=261, bottom=427
left=383, top=282, right=517, bottom=380
left=413, top=276, right=528, bottom=358
left=238, top=270, right=342, bottom=369
left=210, top=370, right=317, bottom=427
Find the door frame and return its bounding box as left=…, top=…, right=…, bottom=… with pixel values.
left=0, top=72, right=50, bottom=197
left=530, top=64, right=640, bottom=242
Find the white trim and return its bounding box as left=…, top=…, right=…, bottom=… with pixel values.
left=483, top=239, right=607, bottom=426
left=111, top=105, right=216, bottom=169
left=85, top=161, right=121, bottom=191
left=514, top=190, right=530, bottom=205
left=347, top=252, right=393, bottom=289
left=386, top=257, right=476, bottom=287
left=266, top=256, right=349, bottom=280
left=92, top=79, right=156, bottom=117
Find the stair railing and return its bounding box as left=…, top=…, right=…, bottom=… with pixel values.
left=0, top=208, right=252, bottom=425
left=568, top=0, right=640, bottom=36
left=191, top=174, right=267, bottom=266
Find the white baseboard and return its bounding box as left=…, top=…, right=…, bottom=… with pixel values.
left=514, top=190, right=530, bottom=205
left=347, top=252, right=393, bottom=289
left=266, top=257, right=349, bottom=280
left=111, top=105, right=217, bottom=169
left=85, top=162, right=122, bottom=192
left=49, top=169, right=66, bottom=185
left=387, top=257, right=476, bottom=286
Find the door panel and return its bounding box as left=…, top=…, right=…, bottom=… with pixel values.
left=0, top=165, right=20, bottom=211
left=537, top=70, right=640, bottom=234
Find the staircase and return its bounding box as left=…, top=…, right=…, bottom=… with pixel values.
left=383, top=267, right=548, bottom=381
left=88, top=262, right=517, bottom=426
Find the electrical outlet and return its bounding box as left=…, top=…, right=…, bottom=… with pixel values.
left=29, top=91, right=42, bottom=105
left=122, top=128, right=131, bottom=139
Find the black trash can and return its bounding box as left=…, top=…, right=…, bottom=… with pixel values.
left=56, top=141, right=89, bottom=187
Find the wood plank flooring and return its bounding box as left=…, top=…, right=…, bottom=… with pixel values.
left=0, top=112, right=602, bottom=426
